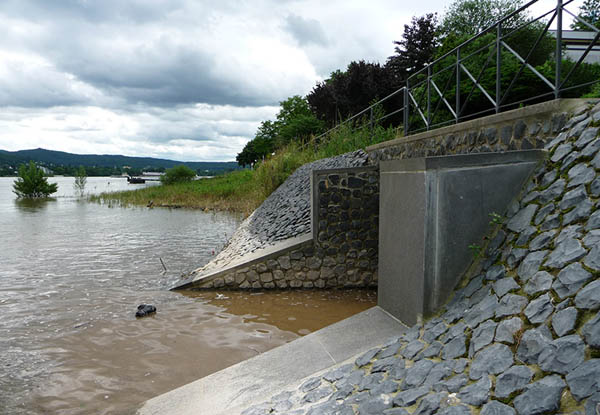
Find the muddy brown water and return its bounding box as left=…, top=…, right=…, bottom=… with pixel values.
left=0, top=177, right=376, bottom=414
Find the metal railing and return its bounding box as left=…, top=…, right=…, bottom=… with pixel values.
left=313, top=0, right=599, bottom=144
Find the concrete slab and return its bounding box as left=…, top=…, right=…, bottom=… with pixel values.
left=137, top=306, right=406, bottom=415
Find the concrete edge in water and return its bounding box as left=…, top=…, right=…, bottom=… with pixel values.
left=173, top=233, right=313, bottom=290
left=136, top=306, right=407, bottom=415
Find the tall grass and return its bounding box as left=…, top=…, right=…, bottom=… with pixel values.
left=92, top=118, right=397, bottom=215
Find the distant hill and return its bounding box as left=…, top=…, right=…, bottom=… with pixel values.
left=0, top=148, right=240, bottom=176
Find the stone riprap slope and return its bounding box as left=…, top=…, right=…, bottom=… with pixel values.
left=240, top=101, right=600, bottom=415
left=193, top=151, right=368, bottom=276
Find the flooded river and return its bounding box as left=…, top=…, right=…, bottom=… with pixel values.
left=0, top=176, right=376, bottom=414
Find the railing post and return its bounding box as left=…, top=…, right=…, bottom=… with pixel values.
left=456, top=48, right=461, bottom=124
left=496, top=22, right=502, bottom=113
left=404, top=84, right=409, bottom=136
left=427, top=65, right=431, bottom=130
left=555, top=0, right=562, bottom=98
left=369, top=107, right=374, bottom=138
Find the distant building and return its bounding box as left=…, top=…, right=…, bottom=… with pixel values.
left=550, top=30, right=600, bottom=64
left=38, top=165, right=53, bottom=175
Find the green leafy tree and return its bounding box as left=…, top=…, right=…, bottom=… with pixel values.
left=73, top=166, right=87, bottom=196
left=13, top=161, right=58, bottom=198
left=160, top=165, right=196, bottom=185
left=274, top=96, right=324, bottom=147
left=439, top=0, right=525, bottom=37
left=237, top=96, right=324, bottom=166
left=236, top=121, right=277, bottom=167
left=571, top=0, right=600, bottom=30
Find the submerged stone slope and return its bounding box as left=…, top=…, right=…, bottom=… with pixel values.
left=240, top=101, right=600, bottom=415
left=194, top=151, right=368, bottom=275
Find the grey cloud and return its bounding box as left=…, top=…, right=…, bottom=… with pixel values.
left=2, top=0, right=191, bottom=24
left=284, top=14, right=328, bottom=46
left=1, top=1, right=305, bottom=109
left=0, top=61, right=98, bottom=108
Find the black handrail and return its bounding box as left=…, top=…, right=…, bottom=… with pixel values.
left=309, top=0, right=598, bottom=149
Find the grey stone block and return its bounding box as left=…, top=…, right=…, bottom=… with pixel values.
left=437, top=405, right=472, bottom=415
left=584, top=246, right=600, bottom=271
left=585, top=392, right=600, bottom=415
left=524, top=293, right=554, bottom=324
left=568, top=163, right=596, bottom=187
left=464, top=294, right=499, bottom=328
left=481, top=401, right=516, bottom=415
left=544, top=237, right=586, bottom=269
left=513, top=375, right=565, bottom=415
left=575, top=280, right=600, bottom=309
left=524, top=271, right=553, bottom=295
left=552, top=307, right=578, bottom=337
left=582, top=311, right=600, bottom=348
left=469, top=320, right=497, bottom=357
left=458, top=376, right=491, bottom=406
left=495, top=317, right=523, bottom=344
left=538, top=334, right=585, bottom=374
left=469, top=343, right=513, bottom=379
left=517, top=327, right=552, bottom=364
left=563, top=199, right=593, bottom=225
left=494, top=277, right=520, bottom=297
left=566, top=359, right=600, bottom=401
left=402, top=340, right=426, bottom=360
left=507, top=205, right=538, bottom=232
left=355, top=348, right=379, bottom=367
left=551, top=143, right=572, bottom=162
left=560, top=185, right=588, bottom=210
left=393, top=386, right=429, bottom=407
left=517, top=250, right=548, bottom=281
left=496, top=294, right=528, bottom=318
left=403, top=359, right=434, bottom=389
left=495, top=365, right=534, bottom=398
left=529, top=231, right=555, bottom=251
left=555, top=263, right=592, bottom=298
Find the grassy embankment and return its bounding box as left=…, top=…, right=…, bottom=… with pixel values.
left=90, top=122, right=397, bottom=216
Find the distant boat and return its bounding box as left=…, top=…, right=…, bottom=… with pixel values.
left=127, top=176, right=145, bottom=184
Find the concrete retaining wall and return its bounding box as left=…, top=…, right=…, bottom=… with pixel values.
left=176, top=164, right=379, bottom=290
left=378, top=151, right=546, bottom=325
left=311, top=166, right=380, bottom=288
left=367, top=99, right=587, bottom=163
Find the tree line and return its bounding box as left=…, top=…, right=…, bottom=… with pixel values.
left=237, top=0, right=600, bottom=167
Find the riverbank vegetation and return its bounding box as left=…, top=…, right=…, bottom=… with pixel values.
left=90, top=121, right=397, bottom=215
left=92, top=0, right=600, bottom=214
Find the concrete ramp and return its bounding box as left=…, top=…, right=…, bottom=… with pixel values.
left=137, top=306, right=406, bottom=415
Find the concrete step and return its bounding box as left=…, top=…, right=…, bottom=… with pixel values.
left=137, top=306, right=406, bottom=415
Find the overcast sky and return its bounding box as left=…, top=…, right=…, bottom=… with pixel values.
left=0, top=0, right=582, bottom=161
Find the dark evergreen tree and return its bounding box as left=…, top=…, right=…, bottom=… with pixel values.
left=386, top=13, right=439, bottom=80
left=306, top=61, right=397, bottom=128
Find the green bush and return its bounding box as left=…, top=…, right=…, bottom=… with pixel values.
left=160, top=165, right=196, bottom=185
left=13, top=161, right=58, bottom=198
left=583, top=82, right=600, bottom=98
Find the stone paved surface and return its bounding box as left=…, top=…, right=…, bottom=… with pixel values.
left=193, top=151, right=368, bottom=275
left=240, top=101, right=600, bottom=414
